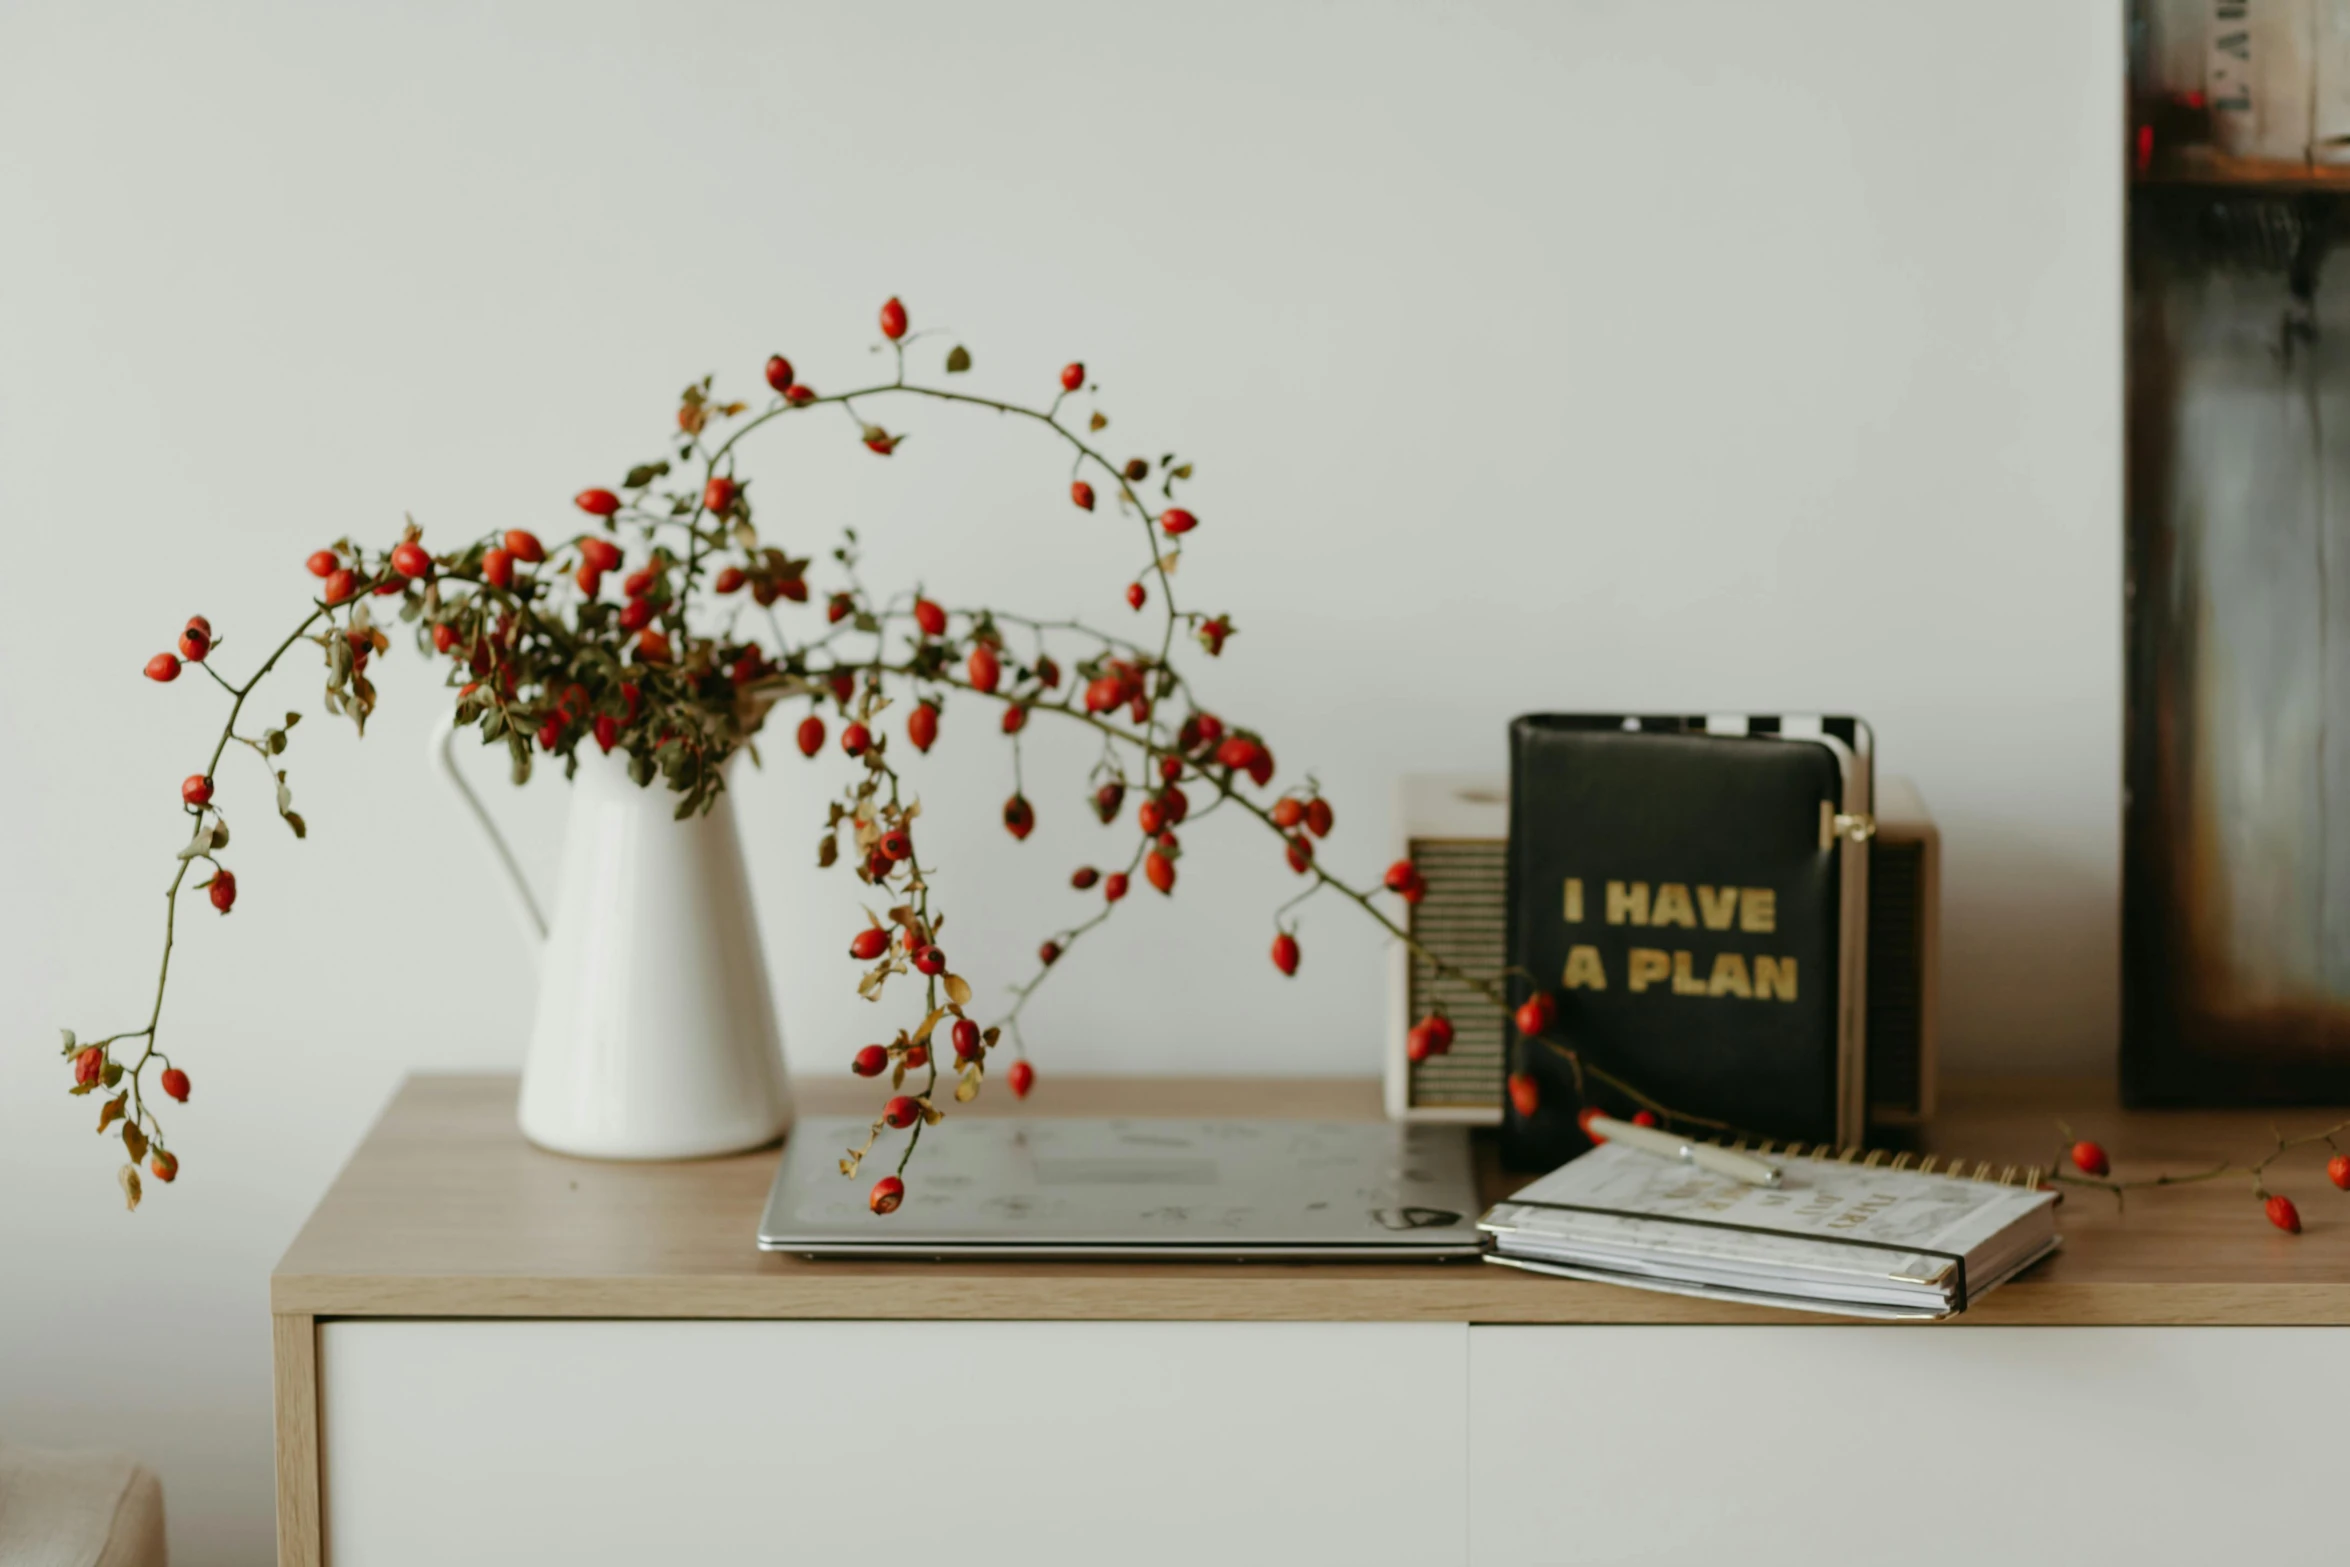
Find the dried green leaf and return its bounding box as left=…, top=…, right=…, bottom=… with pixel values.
left=102, top=1060, right=123, bottom=1087
left=623, top=461, right=670, bottom=489
left=945, top=344, right=971, bottom=373
left=122, top=1121, right=148, bottom=1164
left=284, top=811, right=307, bottom=840
left=60, top=1028, right=76, bottom=1053
left=1089, top=411, right=1108, bottom=431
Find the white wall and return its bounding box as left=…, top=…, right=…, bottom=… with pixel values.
left=0, top=3, right=2120, bottom=1562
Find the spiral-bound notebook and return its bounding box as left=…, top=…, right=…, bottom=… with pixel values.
left=1480, top=1140, right=2059, bottom=1320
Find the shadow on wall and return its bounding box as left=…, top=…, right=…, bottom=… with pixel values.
left=1938, top=825, right=2118, bottom=1076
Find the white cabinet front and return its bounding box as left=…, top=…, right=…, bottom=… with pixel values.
left=320, top=1318, right=1469, bottom=1566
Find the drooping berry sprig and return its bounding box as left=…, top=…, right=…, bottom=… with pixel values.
left=62, top=296, right=1555, bottom=1213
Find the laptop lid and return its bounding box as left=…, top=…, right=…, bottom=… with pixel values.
left=758, top=1116, right=1485, bottom=1260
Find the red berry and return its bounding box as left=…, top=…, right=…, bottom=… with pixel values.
left=305, top=548, right=338, bottom=578
left=537, top=718, right=563, bottom=751
left=432, top=623, right=460, bottom=654
left=870, top=1176, right=905, bottom=1214
left=704, top=477, right=737, bottom=514
left=1126, top=582, right=1146, bottom=612
left=1159, top=783, right=1192, bottom=825
left=1508, top=1073, right=1541, bottom=1120
left=73, top=1046, right=103, bottom=1086
left=178, top=620, right=211, bottom=661
left=1419, top=1014, right=1454, bottom=1055
left=1085, top=675, right=1125, bottom=715
left=1036, top=657, right=1061, bottom=690
left=913, top=944, right=947, bottom=976
left=1070, top=866, right=1100, bottom=890
left=1578, top=1106, right=1607, bottom=1142
left=372, top=576, right=403, bottom=597
left=1271, top=798, right=1305, bottom=830
left=207, top=869, right=237, bottom=913
left=1305, top=797, right=1335, bottom=838
left=619, top=597, right=654, bottom=633
left=1216, top=736, right=1260, bottom=772
left=828, top=594, right=854, bottom=623
left=784, top=383, right=816, bottom=406
left=1515, top=991, right=1556, bottom=1037
left=623, top=566, right=657, bottom=598
left=578, top=537, right=622, bottom=573
left=503, top=530, right=545, bottom=564
left=903, top=1043, right=930, bottom=1071
left=594, top=715, right=620, bottom=754
left=1158, top=756, right=1183, bottom=783
left=883, top=1094, right=920, bottom=1129
left=575, top=488, right=621, bottom=517
left=181, top=774, right=213, bottom=807
left=1145, top=849, right=1176, bottom=895
left=829, top=671, right=855, bottom=705
left=1002, top=705, right=1028, bottom=735
left=2069, top=1140, right=2110, bottom=1178
left=1138, top=798, right=1166, bottom=836
left=849, top=927, right=890, bottom=961
left=842, top=721, right=871, bottom=757
left=968, top=644, right=1001, bottom=694
left=914, top=598, right=947, bottom=637
left=1159, top=508, right=1198, bottom=536
left=577, top=565, right=604, bottom=596
left=1071, top=480, right=1096, bottom=512
left=1383, top=859, right=1420, bottom=894
left=1007, top=1060, right=1036, bottom=1099
left=320, top=565, right=357, bottom=604
left=1400, top=876, right=1425, bottom=906
left=879, top=296, right=908, bottom=340
left=1271, top=931, right=1301, bottom=976
left=1104, top=872, right=1130, bottom=902
left=2331, top=1155, right=2350, bottom=1191
left=149, top=1149, right=179, bottom=1183
left=1247, top=746, right=1275, bottom=789
left=144, top=653, right=181, bottom=683
left=392, top=541, right=432, bottom=579
left=1190, top=713, right=1224, bottom=748
left=952, top=1018, right=983, bottom=1060
left=480, top=550, right=513, bottom=590
left=1060, top=361, right=1085, bottom=392
left=908, top=702, right=940, bottom=753
left=1039, top=940, right=1062, bottom=965
left=161, top=1067, right=190, bottom=1102
left=853, top=1044, right=889, bottom=1077
left=1631, top=1109, right=1660, bottom=1128
left=1285, top=836, right=1314, bottom=874
left=2267, top=1194, right=2303, bottom=1234
left=764, top=355, right=795, bottom=393
left=1004, top=794, right=1036, bottom=841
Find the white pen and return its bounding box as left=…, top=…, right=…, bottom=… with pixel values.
left=1587, top=1114, right=1782, bottom=1188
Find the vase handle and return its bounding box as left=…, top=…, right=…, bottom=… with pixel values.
left=430, top=709, right=548, bottom=955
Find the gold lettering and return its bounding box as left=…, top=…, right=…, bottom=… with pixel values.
left=1626, top=948, right=1670, bottom=993
left=1650, top=883, right=1696, bottom=929
left=1740, top=887, right=1777, bottom=934
left=1755, top=955, right=1798, bottom=1002
left=1706, top=951, right=1753, bottom=998
left=1562, top=944, right=1607, bottom=990
left=1606, top=881, right=1650, bottom=926
left=1563, top=877, right=1584, bottom=923
left=1697, top=885, right=1739, bottom=930
left=1671, top=950, right=1707, bottom=995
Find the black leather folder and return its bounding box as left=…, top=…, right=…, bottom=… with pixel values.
left=1502, top=715, right=1874, bottom=1171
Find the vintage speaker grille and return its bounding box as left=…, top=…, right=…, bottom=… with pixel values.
left=1404, top=837, right=1511, bottom=1108
left=1866, top=840, right=1924, bottom=1117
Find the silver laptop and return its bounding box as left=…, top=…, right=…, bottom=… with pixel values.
left=758, top=1116, right=1485, bottom=1260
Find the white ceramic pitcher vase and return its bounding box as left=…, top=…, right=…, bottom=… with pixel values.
left=432, top=714, right=794, bottom=1159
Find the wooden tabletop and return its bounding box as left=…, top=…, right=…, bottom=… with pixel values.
left=271, top=1074, right=2350, bottom=1326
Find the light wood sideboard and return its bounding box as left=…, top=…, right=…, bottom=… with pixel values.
left=273, top=1075, right=2350, bottom=1566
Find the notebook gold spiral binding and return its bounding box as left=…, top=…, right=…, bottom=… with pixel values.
left=1704, top=1134, right=2047, bottom=1190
